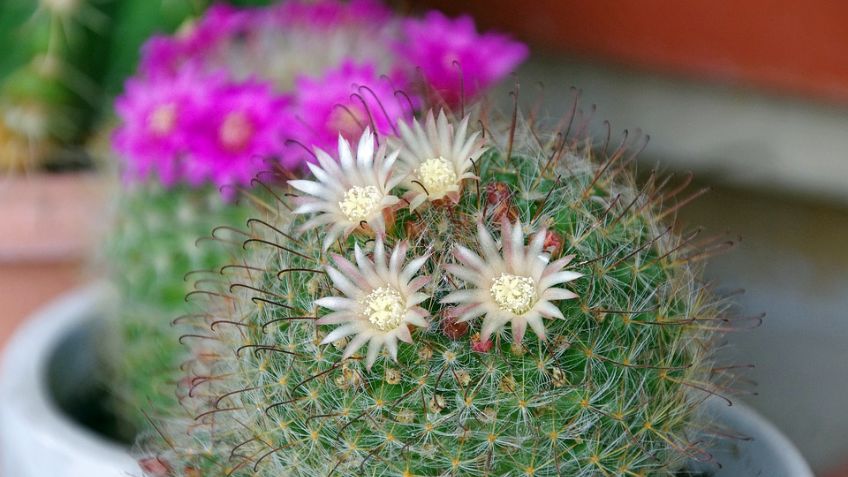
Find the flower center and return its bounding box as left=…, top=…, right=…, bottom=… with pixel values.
left=363, top=287, right=405, bottom=331
left=339, top=185, right=382, bottom=223
left=219, top=111, right=253, bottom=152
left=148, top=103, right=177, bottom=137
left=490, top=273, right=537, bottom=315
left=417, top=157, right=457, bottom=198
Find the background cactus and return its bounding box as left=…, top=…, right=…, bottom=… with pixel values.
left=141, top=102, right=735, bottom=476
left=102, top=183, right=255, bottom=437
left=0, top=0, right=272, bottom=171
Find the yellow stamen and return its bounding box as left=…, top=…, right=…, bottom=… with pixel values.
left=362, top=287, right=405, bottom=331
left=490, top=273, right=537, bottom=314
left=339, top=185, right=382, bottom=223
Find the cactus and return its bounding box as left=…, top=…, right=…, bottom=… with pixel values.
left=0, top=0, right=96, bottom=170
left=102, top=182, right=258, bottom=436
left=140, top=103, right=734, bottom=476
left=0, top=0, right=237, bottom=171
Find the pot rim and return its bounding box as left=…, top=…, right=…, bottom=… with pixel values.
left=701, top=395, right=814, bottom=476
left=0, top=283, right=136, bottom=469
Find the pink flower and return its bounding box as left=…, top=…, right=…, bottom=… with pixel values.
left=113, top=68, right=223, bottom=186
left=397, top=11, right=528, bottom=107
left=114, top=69, right=293, bottom=193
left=288, top=61, right=412, bottom=159
left=185, top=80, right=292, bottom=190
left=139, top=4, right=256, bottom=78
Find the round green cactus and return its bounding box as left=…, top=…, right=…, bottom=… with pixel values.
left=145, top=107, right=731, bottom=476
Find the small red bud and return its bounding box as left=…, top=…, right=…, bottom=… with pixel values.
left=485, top=182, right=511, bottom=205
left=139, top=457, right=170, bottom=477
left=471, top=335, right=494, bottom=353
left=441, top=309, right=469, bottom=340
left=486, top=182, right=518, bottom=222
left=543, top=230, right=564, bottom=256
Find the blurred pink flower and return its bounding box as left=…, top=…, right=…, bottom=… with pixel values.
left=119, top=1, right=526, bottom=193
left=184, top=80, right=292, bottom=190
left=113, top=68, right=222, bottom=186
left=397, top=11, right=528, bottom=107
left=139, top=4, right=256, bottom=78
left=114, top=71, right=292, bottom=192
left=289, top=61, right=412, bottom=158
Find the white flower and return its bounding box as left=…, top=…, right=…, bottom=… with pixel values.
left=316, top=237, right=431, bottom=369
left=289, top=129, right=403, bottom=250
left=442, top=221, right=581, bottom=343
left=390, top=110, right=485, bottom=210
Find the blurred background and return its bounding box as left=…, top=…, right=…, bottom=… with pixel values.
left=1, top=1, right=847, bottom=475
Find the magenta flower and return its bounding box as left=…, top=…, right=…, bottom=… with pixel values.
left=185, top=80, right=292, bottom=190
left=139, top=4, right=256, bottom=78
left=113, top=68, right=223, bottom=186
left=288, top=61, right=412, bottom=158
left=118, top=1, right=528, bottom=194
left=397, top=11, right=528, bottom=107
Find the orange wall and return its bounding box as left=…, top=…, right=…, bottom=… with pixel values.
left=418, top=1, right=848, bottom=103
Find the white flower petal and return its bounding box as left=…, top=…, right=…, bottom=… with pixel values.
left=384, top=336, right=399, bottom=361
left=511, top=317, right=528, bottom=343
left=525, top=313, right=547, bottom=341
left=540, top=271, right=583, bottom=290
left=289, top=180, right=329, bottom=199
left=315, top=296, right=356, bottom=311
left=453, top=246, right=486, bottom=272
left=326, top=266, right=359, bottom=298
left=542, top=288, right=578, bottom=301
left=445, top=263, right=478, bottom=283
left=536, top=301, right=565, bottom=320
left=401, top=255, right=429, bottom=284
left=321, top=324, right=359, bottom=344
left=343, top=332, right=371, bottom=359
left=365, top=338, right=383, bottom=368
left=480, top=315, right=507, bottom=342
left=338, top=133, right=355, bottom=170
left=395, top=324, right=413, bottom=343
left=441, top=289, right=478, bottom=304
left=316, top=311, right=356, bottom=325
left=357, top=128, right=375, bottom=167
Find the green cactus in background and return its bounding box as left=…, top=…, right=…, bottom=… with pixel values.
left=142, top=106, right=735, bottom=476
left=0, top=0, right=271, bottom=171
left=0, top=0, right=111, bottom=170
left=104, top=183, right=256, bottom=438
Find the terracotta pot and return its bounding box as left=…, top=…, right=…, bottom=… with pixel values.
left=0, top=173, right=105, bottom=349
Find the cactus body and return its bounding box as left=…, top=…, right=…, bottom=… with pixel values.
left=148, top=108, right=730, bottom=476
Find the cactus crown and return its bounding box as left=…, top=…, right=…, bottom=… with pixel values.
left=148, top=103, right=733, bottom=477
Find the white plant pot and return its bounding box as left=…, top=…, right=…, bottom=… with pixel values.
left=0, top=285, right=813, bottom=477
left=0, top=284, right=138, bottom=477
left=695, top=397, right=814, bottom=476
